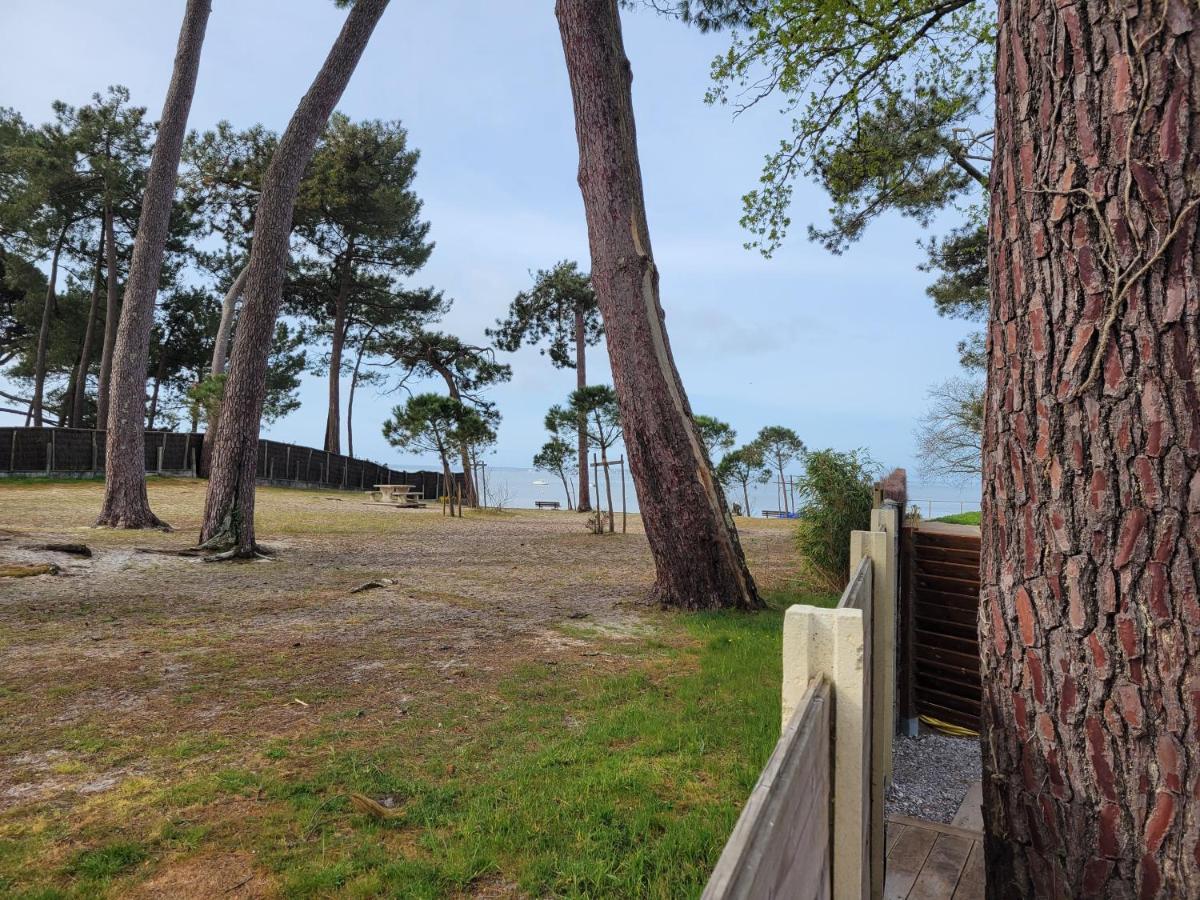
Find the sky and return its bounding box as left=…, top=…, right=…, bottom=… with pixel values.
left=1, top=0, right=978, bottom=483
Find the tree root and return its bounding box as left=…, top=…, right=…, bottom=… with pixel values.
left=200, top=546, right=273, bottom=563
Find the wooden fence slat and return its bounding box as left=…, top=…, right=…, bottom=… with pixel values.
left=914, top=532, right=982, bottom=552
left=702, top=679, right=832, bottom=899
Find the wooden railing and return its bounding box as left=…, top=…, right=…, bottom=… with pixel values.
left=703, top=679, right=833, bottom=899
left=704, top=502, right=901, bottom=900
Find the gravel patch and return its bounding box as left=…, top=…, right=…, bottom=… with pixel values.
left=886, top=732, right=981, bottom=824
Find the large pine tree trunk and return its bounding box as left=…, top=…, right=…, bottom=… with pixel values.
left=200, top=0, right=389, bottom=554
left=982, top=0, right=1200, bottom=894
left=95, top=200, right=120, bottom=432
left=70, top=223, right=106, bottom=428
left=574, top=306, right=592, bottom=512
left=30, top=226, right=66, bottom=427
left=98, top=0, right=211, bottom=528
left=556, top=0, right=759, bottom=610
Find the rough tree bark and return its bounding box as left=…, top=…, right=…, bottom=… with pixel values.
left=199, top=0, right=389, bottom=555
left=210, top=264, right=248, bottom=376
left=70, top=223, right=106, bottom=427
left=29, top=226, right=68, bottom=426
left=95, top=199, right=120, bottom=432
left=982, top=0, right=1200, bottom=895
left=556, top=0, right=759, bottom=610
left=98, top=0, right=211, bottom=528
left=201, top=265, right=249, bottom=477
left=574, top=306, right=591, bottom=512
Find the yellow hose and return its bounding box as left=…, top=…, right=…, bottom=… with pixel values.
left=919, top=714, right=979, bottom=738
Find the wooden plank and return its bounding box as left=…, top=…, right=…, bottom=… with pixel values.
left=914, top=629, right=979, bottom=656
left=703, top=679, right=832, bottom=899
left=916, top=658, right=982, bottom=691
left=916, top=573, right=981, bottom=596
left=914, top=531, right=982, bottom=552
left=909, top=833, right=973, bottom=900
left=915, top=681, right=982, bottom=712
left=883, top=822, right=938, bottom=900
left=951, top=841, right=985, bottom=899
left=915, top=604, right=979, bottom=629
left=916, top=558, right=980, bottom=580
left=914, top=641, right=980, bottom=672
left=886, top=816, right=982, bottom=840
left=912, top=544, right=980, bottom=566
left=887, top=822, right=906, bottom=856
left=915, top=588, right=980, bottom=612
left=952, top=782, right=984, bottom=833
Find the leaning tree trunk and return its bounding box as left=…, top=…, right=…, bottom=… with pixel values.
left=200, top=0, right=389, bottom=555
left=574, top=306, right=592, bottom=512
left=95, top=199, right=120, bottom=432
left=30, top=226, right=67, bottom=427
left=98, top=0, right=211, bottom=528
left=202, top=266, right=250, bottom=479
left=556, top=0, right=759, bottom=609
left=982, top=0, right=1200, bottom=895
left=431, top=360, right=478, bottom=506
left=210, top=264, right=248, bottom=377
left=71, top=224, right=106, bottom=427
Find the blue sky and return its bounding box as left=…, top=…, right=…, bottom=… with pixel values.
left=2, top=0, right=977, bottom=476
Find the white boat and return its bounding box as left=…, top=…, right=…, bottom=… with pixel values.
left=532, top=479, right=548, bottom=486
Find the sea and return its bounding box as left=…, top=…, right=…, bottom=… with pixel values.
left=474, top=465, right=981, bottom=519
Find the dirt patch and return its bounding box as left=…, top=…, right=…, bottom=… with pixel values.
left=130, top=850, right=277, bottom=899
left=0, top=479, right=804, bottom=896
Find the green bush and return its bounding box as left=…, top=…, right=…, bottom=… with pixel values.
left=795, top=449, right=878, bottom=589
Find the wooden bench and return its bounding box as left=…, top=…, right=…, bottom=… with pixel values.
left=534, top=500, right=561, bottom=510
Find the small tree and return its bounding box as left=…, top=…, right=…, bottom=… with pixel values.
left=381, top=328, right=511, bottom=505
left=716, top=444, right=769, bottom=516
left=694, top=414, right=736, bottom=460
left=794, top=448, right=876, bottom=588
left=533, top=437, right=577, bottom=510
left=914, top=376, right=983, bottom=481
left=382, top=393, right=489, bottom=511
left=488, top=260, right=601, bottom=511
left=754, top=425, right=806, bottom=514
left=548, top=385, right=622, bottom=532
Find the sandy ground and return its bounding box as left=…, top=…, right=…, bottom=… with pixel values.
left=0, top=478, right=801, bottom=895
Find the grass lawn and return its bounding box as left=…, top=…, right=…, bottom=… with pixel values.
left=933, top=510, right=981, bottom=526
left=0, top=479, right=832, bottom=898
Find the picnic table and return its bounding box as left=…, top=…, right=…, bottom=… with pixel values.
left=368, top=484, right=425, bottom=506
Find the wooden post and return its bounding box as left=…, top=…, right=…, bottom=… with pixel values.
left=456, top=479, right=463, bottom=517
left=592, top=453, right=601, bottom=533
left=620, top=455, right=627, bottom=533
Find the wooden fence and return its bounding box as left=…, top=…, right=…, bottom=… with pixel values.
left=705, top=502, right=901, bottom=900
left=0, top=426, right=459, bottom=498
left=899, top=526, right=982, bottom=731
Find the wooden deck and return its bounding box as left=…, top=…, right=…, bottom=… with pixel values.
left=885, top=816, right=983, bottom=899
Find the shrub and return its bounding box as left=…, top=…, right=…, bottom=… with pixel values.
left=795, top=449, right=878, bottom=589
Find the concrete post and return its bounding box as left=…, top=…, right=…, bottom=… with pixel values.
left=783, top=581, right=871, bottom=900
